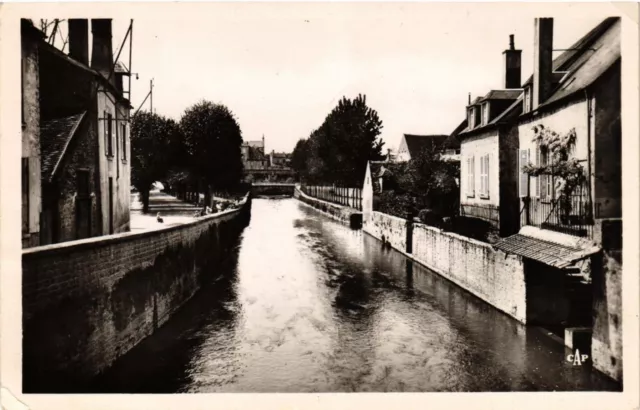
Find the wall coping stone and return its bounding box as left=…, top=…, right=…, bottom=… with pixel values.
left=23, top=194, right=249, bottom=258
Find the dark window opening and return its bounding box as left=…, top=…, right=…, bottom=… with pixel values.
left=77, top=169, right=90, bottom=197
left=107, top=113, right=113, bottom=156
left=22, top=158, right=29, bottom=234
left=122, top=124, right=127, bottom=161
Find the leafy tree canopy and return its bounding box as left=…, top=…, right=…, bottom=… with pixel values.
left=304, top=94, right=385, bottom=185
left=180, top=100, right=244, bottom=191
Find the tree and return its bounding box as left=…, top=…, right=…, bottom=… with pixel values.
left=180, top=100, right=244, bottom=207
left=291, top=138, right=310, bottom=181
left=306, top=94, right=385, bottom=185
left=130, top=111, right=176, bottom=212
left=395, top=145, right=459, bottom=217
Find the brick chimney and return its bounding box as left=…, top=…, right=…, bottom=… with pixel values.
left=68, top=19, right=89, bottom=66
left=503, top=34, right=522, bottom=89
left=91, top=19, right=114, bottom=84
left=533, top=18, right=554, bottom=109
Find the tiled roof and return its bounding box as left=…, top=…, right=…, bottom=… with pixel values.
left=244, top=140, right=264, bottom=148
left=41, top=112, right=86, bottom=182
left=403, top=134, right=449, bottom=158
left=493, top=233, right=598, bottom=268
left=468, top=96, right=483, bottom=107
left=523, top=17, right=620, bottom=109
left=444, top=119, right=467, bottom=149
left=38, top=37, right=131, bottom=108
left=479, top=89, right=523, bottom=102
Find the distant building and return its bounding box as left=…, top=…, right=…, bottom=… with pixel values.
left=21, top=19, right=132, bottom=248
left=396, top=134, right=449, bottom=162
left=241, top=135, right=268, bottom=170
left=268, top=151, right=291, bottom=168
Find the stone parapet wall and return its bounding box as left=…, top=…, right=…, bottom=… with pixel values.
left=22, top=195, right=251, bottom=392
left=363, top=210, right=526, bottom=323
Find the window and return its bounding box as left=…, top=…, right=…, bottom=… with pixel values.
left=106, top=112, right=113, bottom=157
left=121, top=123, right=127, bottom=161
left=468, top=108, right=474, bottom=128
left=22, top=158, right=29, bottom=234
left=466, top=156, right=475, bottom=197
left=482, top=103, right=490, bottom=125
left=474, top=107, right=481, bottom=128
left=523, top=87, right=532, bottom=113
left=77, top=169, right=90, bottom=197
left=539, top=147, right=552, bottom=201
left=480, top=154, right=490, bottom=198
left=519, top=149, right=529, bottom=197
left=532, top=146, right=539, bottom=198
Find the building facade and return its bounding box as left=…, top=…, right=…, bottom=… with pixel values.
left=457, top=35, right=523, bottom=236
left=21, top=18, right=132, bottom=248
left=493, top=17, right=622, bottom=382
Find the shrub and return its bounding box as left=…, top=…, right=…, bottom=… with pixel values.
left=418, top=209, right=444, bottom=227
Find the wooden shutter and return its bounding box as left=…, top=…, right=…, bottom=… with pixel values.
left=485, top=154, right=490, bottom=197
left=467, top=157, right=472, bottom=196
left=480, top=154, right=486, bottom=195
left=531, top=147, right=539, bottom=197
left=471, top=156, right=475, bottom=196
left=104, top=111, right=108, bottom=155
left=519, top=149, right=528, bottom=197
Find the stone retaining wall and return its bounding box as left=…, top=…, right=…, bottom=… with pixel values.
left=22, top=195, right=251, bottom=392
left=363, top=210, right=526, bottom=323
left=294, top=187, right=362, bottom=228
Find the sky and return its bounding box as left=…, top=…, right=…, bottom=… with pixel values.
left=30, top=3, right=621, bottom=153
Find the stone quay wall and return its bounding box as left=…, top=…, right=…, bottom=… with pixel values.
left=294, top=186, right=362, bottom=228
left=22, top=195, right=251, bottom=392
left=363, top=210, right=527, bottom=323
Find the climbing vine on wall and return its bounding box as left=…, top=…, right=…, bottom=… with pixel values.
left=522, top=124, right=586, bottom=199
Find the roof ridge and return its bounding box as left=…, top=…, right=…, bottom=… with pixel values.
left=48, top=111, right=87, bottom=182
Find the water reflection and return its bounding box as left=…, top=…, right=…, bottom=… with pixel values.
left=90, top=199, right=620, bottom=392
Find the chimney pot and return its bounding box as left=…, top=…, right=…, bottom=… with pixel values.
left=533, top=18, right=554, bottom=108
left=503, top=34, right=522, bottom=89
left=68, top=19, right=89, bottom=66
left=91, top=19, right=114, bottom=84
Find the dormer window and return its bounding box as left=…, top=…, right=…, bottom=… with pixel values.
left=468, top=108, right=474, bottom=128
left=482, top=102, right=490, bottom=125
left=474, top=106, right=482, bottom=128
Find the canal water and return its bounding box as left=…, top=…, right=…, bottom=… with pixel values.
left=90, top=198, right=619, bottom=392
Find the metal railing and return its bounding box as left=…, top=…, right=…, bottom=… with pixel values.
left=301, top=184, right=362, bottom=211
left=520, top=184, right=594, bottom=237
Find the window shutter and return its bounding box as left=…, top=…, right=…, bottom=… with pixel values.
left=519, top=149, right=528, bottom=197
left=104, top=112, right=108, bottom=155
left=479, top=155, right=484, bottom=195
left=486, top=154, right=490, bottom=197
left=471, top=156, right=475, bottom=195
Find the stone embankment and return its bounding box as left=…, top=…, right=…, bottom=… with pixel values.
left=22, top=193, right=252, bottom=392
left=294, top=186, right=362, bottom=229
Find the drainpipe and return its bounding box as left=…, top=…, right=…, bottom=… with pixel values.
left=585, top=89, right=594, bottom=223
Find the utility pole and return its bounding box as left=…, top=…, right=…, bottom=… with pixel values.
left=150, top=79, right=154, bottom=114
left=128, top=19, right=133, bottom=107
